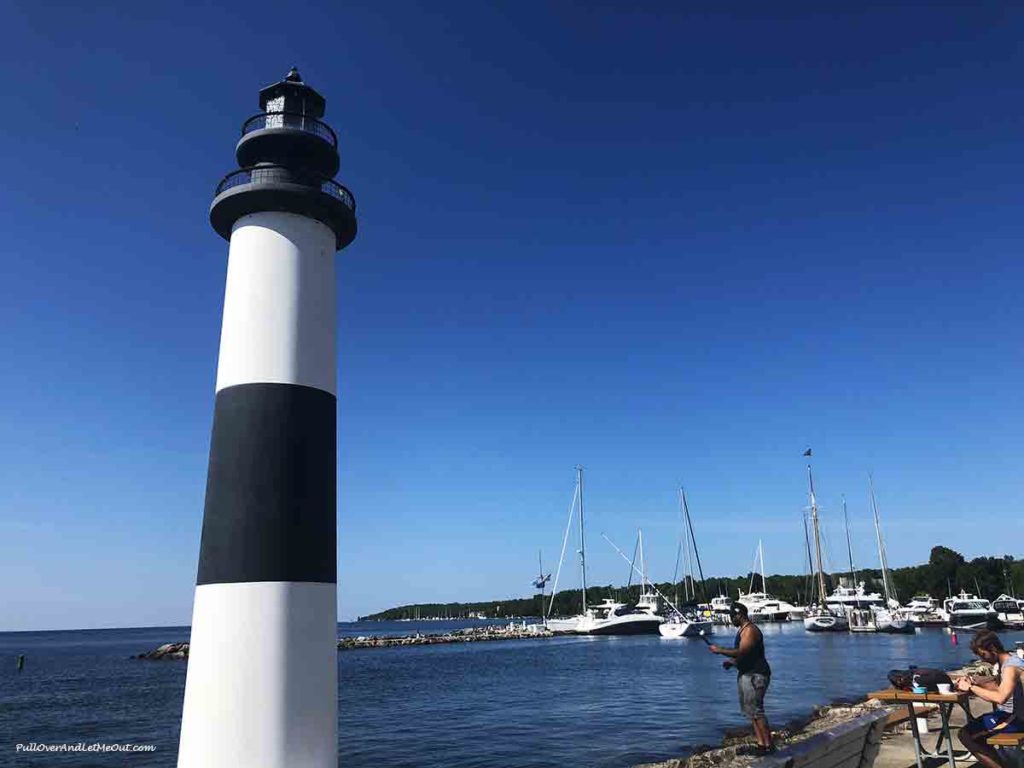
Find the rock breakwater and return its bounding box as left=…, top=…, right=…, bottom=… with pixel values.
left=135, top=623, right=553, bottom=659
left=338, top=623, right=553, bottom=650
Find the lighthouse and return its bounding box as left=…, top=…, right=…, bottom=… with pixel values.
left=178, top=69, right=356, bottom=768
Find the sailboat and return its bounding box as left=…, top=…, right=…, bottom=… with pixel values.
left=803, top=463, right=849, bottom=632
left=545, top=467, right=664, bottom=635
left=839, top=495, right=879, bottom=633
left=737, top=541, right=798, bottom=623
left=659, top=487, right=714, bottom=638
left=868, top=477, right=915, bottom=634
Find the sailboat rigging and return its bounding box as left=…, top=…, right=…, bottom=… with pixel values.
left=869, top=476, right=915, bottom=634
left=658, top=486, right=713, bottom=638
left=803, top=463, right=849, bottom=632
left=545, top=467, right=663, bottom=635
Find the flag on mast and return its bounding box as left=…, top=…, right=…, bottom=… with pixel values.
left=803, top=448, right=812, bottom=456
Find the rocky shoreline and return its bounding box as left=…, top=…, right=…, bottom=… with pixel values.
left=134, top=623, right=553, bottom=660
left=635, top=660, right=993, bottom=767
left=635, top=699, right=886, bottom=768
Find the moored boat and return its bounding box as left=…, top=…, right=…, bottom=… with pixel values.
left=804, top=606, right=848, bottom=632
left=992, top=595, right=1024, bottom=629
left=659, top=611, right=713, bottom=638
left=943, top=591, right=999, bottom=631
left=867, top=476, right=915, bottom=635
left=802, top=461, right=848, bottom=632
left=903, top=595, right=947, bottom=627
left=545, top=467, right=662, bottom=636
left=658, top=486, right=713, bottom=639
left=709, top=594, right=734, bottom=625
left=737, top=541, right=796, bottom=622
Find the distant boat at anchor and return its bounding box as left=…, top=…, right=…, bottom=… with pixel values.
left=737, top=541, right=799, bottom=623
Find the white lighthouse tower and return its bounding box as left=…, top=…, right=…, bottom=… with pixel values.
left=178, top=69, right=356, bottom=768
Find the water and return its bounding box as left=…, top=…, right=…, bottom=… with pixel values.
left=3, top=621, right=1022, bottom=767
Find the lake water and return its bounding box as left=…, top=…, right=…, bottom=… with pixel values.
left=3, top=620, right=1022, bottom=767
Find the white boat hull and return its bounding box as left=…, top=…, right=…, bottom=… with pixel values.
left=803, top=613, right=849, bottom=632
left=547, top=613, right=664, bottom=636
left=659, top=619, right=713, bottom=639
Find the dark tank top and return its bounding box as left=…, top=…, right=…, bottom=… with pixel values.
left=734, top=623, right=771, bottom=677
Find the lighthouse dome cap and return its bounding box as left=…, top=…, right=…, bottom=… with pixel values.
left=258, top=67, right=326, bottom=118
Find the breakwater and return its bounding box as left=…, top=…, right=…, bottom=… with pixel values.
left=135, top=623, right=553, bottom=659
left=339, top=622, right=552, bottom=649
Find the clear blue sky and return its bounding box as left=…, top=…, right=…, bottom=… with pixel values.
left=2, top=2, right=1022, bottom=630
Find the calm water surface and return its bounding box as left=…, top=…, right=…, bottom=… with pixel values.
left=3, top=621, right=1021, bottom=767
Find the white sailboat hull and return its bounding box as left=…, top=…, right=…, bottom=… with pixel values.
left=658, top=618, right=713, bottom=639
left=803, top=612, right=849, bottom=632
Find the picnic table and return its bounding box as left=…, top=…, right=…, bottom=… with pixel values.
left=867, top=689, right=971, bottom=768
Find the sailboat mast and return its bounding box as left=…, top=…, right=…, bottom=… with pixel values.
left=679, top=489, right=693, bottom=600
left=803, top=513, right=814, bottom=598
left=638, top=528, right=647, bottom=596
left=576, top=465, right=587, bottom=613
left=682, top=487, right=707, bottom=600
left=759, top=540, right=767, bottom=594
left=869, top=475, right=892, bottom=605
left=808, top=464, right=828, bottom=605
left=842, top=495, right=858, bottom=589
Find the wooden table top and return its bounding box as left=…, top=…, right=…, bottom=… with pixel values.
left=867, top=688, right=969, bottom=703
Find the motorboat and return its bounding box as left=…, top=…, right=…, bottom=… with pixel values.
left=943, top=591, right=999, bottom=631
left=710, top=595, right=734, bottom=624
left=738, top=542, right=796, bottom=622
left=545, top=468, right=660, bottom=636
left=737, top=590, right=796, bottom=623
left=826, top=582, right=884, bottom=612
left=659, top=609, right=713, bottom=639
left=787, top=605, right=807, bottom=621
left=548, top=598, right=664, bottom=635
left=992, top=595, right=1024, bottom=629
left=903, top=595, right=947, bottom=627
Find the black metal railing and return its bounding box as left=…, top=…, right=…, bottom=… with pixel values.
left=214, top=166, right=356, bottom=212
left=240, top=112, right=338, bottom=148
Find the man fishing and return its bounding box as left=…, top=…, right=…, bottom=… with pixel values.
left=708, top=602, right=775, bottom=755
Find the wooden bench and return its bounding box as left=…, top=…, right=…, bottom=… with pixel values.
left=986, top=732, right=1024, bottom=768
left=749, top=708, right=891, bottom=768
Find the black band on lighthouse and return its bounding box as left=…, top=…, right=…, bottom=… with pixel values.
left=197, top=383, right=337, bottom=585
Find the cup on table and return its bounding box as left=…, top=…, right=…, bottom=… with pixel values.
left=936, top=683, right=952, bottom=694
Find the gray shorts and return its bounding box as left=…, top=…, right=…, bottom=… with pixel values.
left=737, top=673, right=770, bottom=719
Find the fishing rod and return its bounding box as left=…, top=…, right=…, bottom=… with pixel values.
left=602, top=532, right=716, bottom=646
left=601, top=532, right=687, bottom=618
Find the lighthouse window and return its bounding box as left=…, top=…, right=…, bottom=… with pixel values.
left=266, top=96, right=286, bottom=128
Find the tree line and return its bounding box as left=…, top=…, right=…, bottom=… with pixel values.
left=360, top=546, right=1022, bottom=621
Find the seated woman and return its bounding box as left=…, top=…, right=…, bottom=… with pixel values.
left=957, top=630, right=1024, bottom=768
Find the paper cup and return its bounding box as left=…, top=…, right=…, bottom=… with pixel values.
left=937, top=683, right=952, bottom=694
